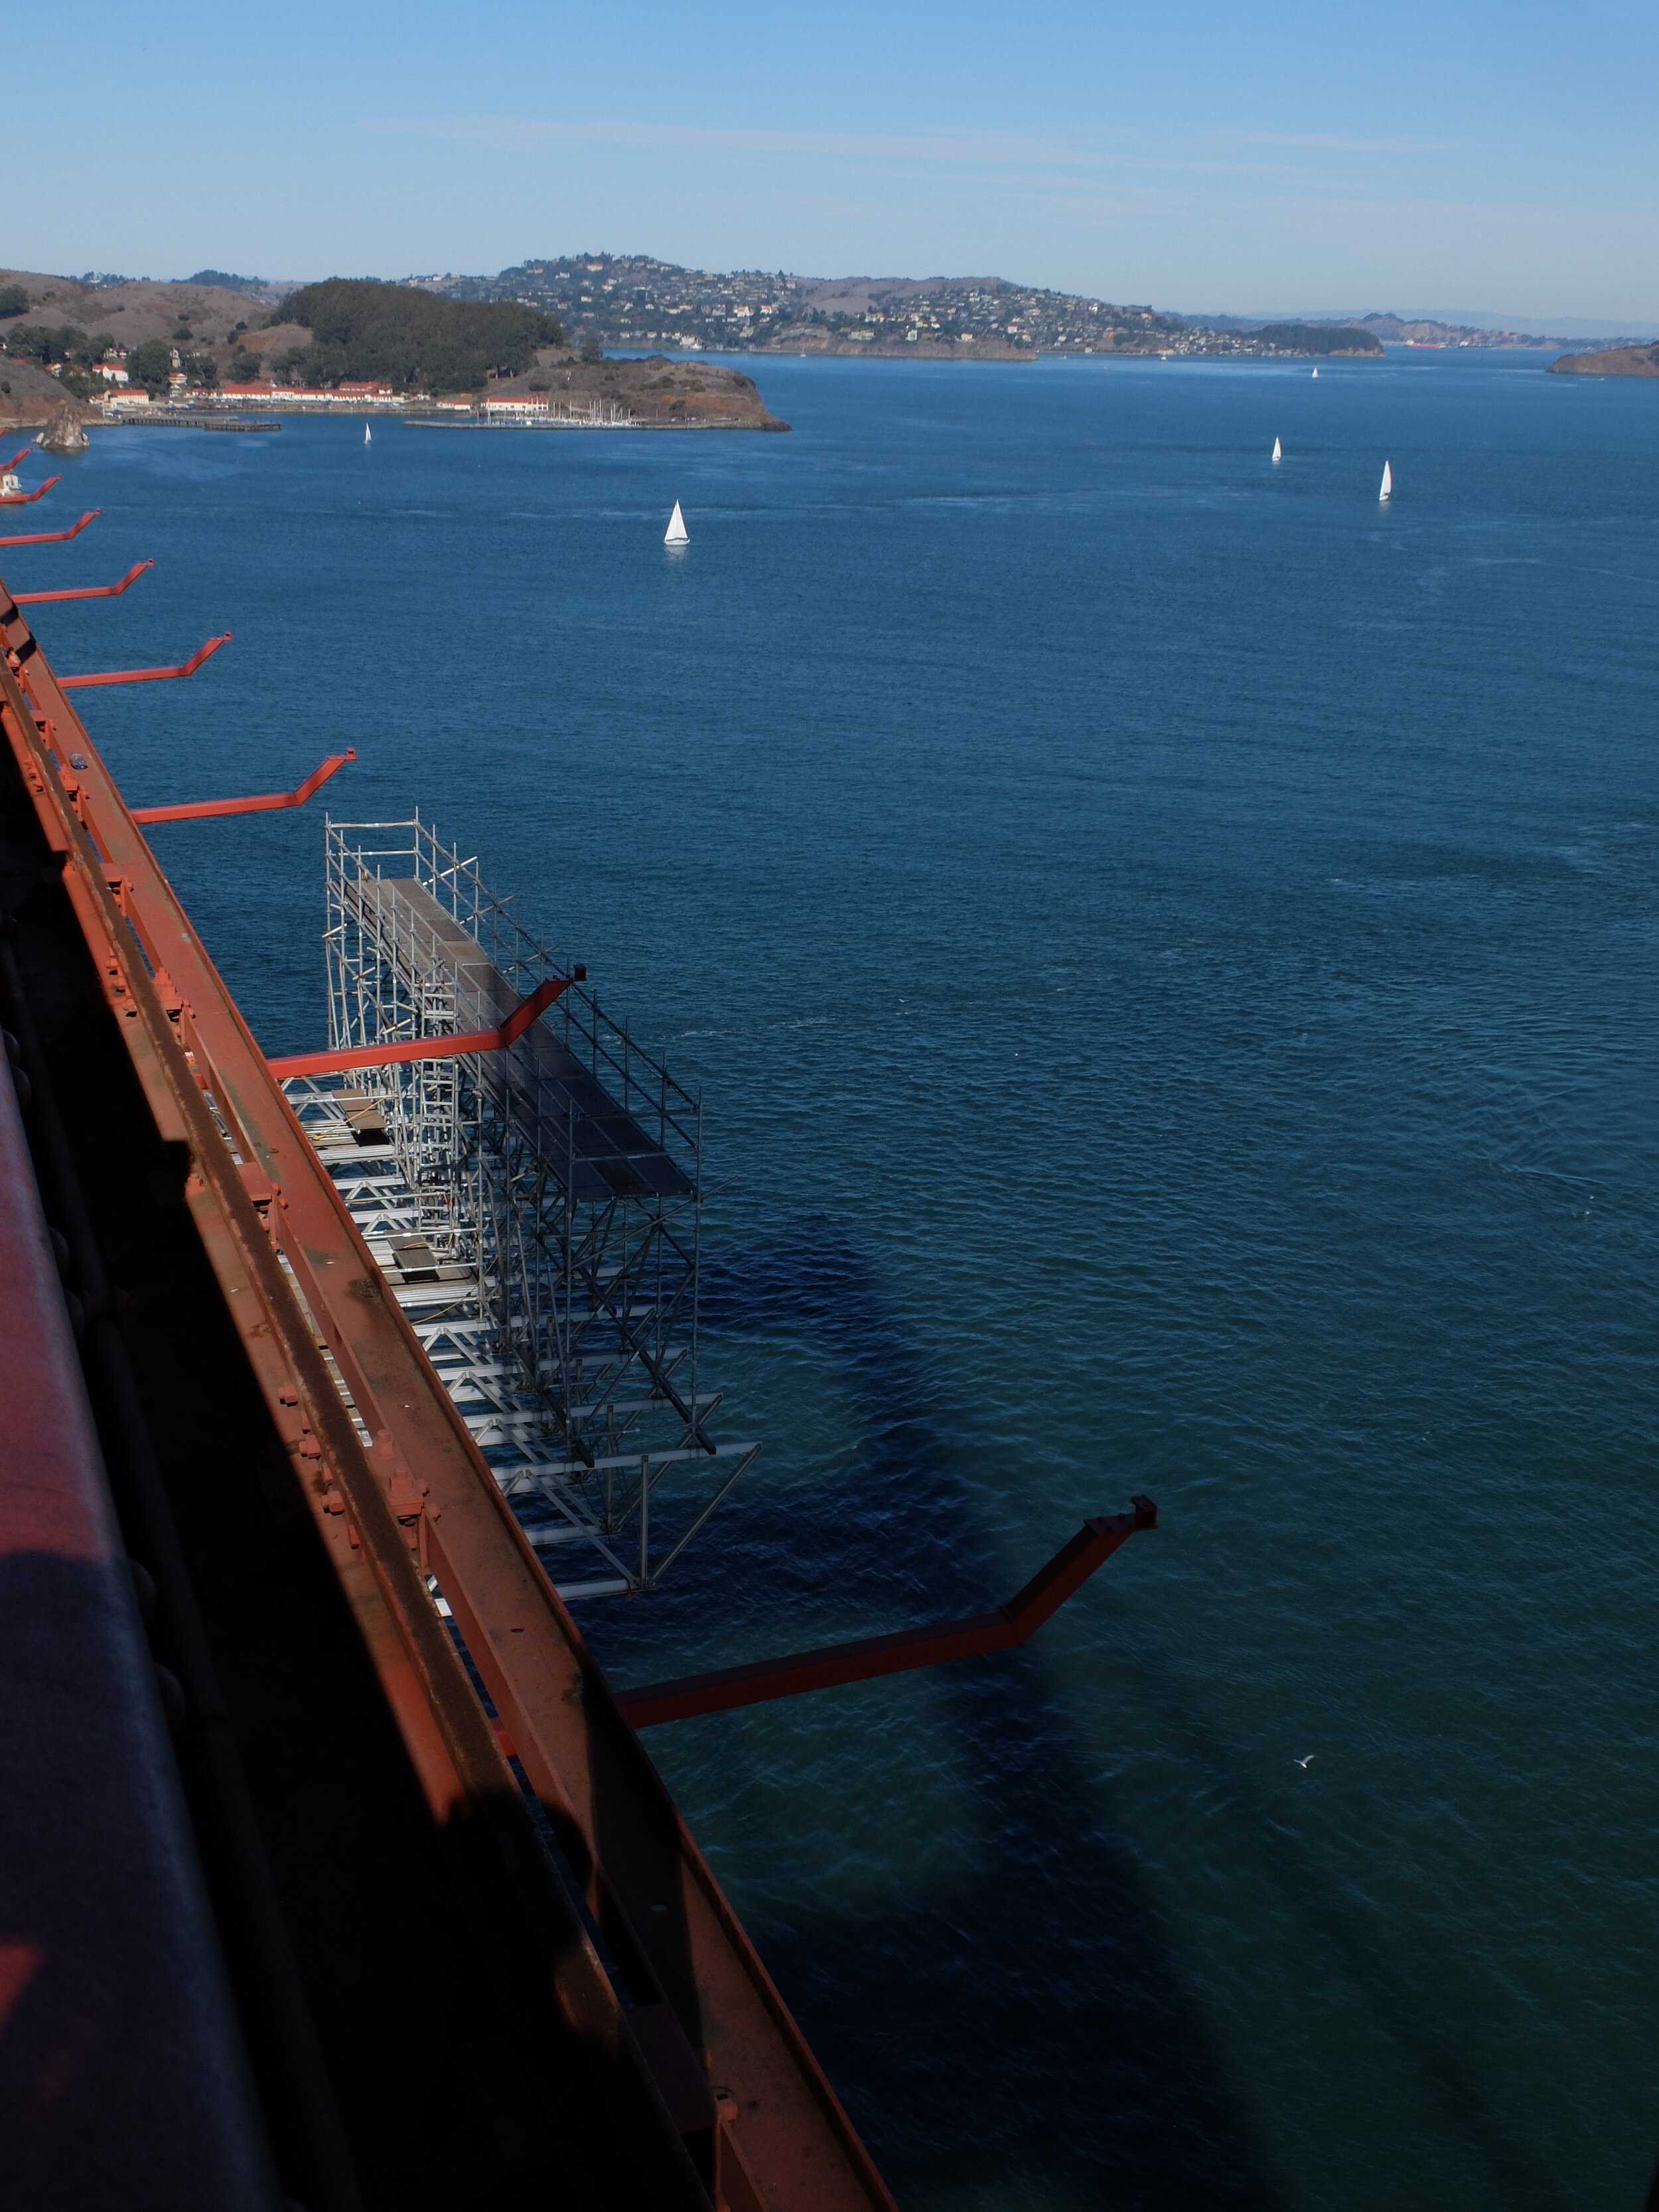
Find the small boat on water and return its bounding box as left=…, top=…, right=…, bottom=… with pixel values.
left=1311, top=367, right=1320, bottom=379
left=1379, top=460, right=1393, bottom=502
left=1271, top=436, right=1283, bottom=463
left=364, top=422, right=372, bottom=446
left=664, top=500, right=689, bottom=546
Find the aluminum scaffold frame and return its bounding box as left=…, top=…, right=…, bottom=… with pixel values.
left=283, top=815, right=757, bottom=1597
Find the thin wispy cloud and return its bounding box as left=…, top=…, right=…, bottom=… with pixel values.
left=363, top=115, right=1456, bottom=190
left=364, top=117, right=1076, bottom=165
left=1220, top=131, right=1456, bottom=154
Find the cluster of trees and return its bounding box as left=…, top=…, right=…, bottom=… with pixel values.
left=0, top=320, right=129, bottom=399
left=0, top=321, right=112, bottom=367
left=0, top=329, right=222, bottom=397
left=271, top=279, right=565, bottom=393
left=1255, top=323, right=1384, bottom=356
left=0, top=285, right=28, bottom=321
left=125, top=339, right=218, bottom=393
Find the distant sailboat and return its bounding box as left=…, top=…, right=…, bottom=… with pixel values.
left=1379, top=459, right=1393, bottom=502
left=364, top=421, right=372, bottom=446
left=1311, top=366, right=1319, bottom=379
left=1271, top=436, right=1283, bottom=463
left=664, top=500, right=689, bottom=546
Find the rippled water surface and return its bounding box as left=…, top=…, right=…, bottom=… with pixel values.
left=22, top=352, right=1659, bottom=2208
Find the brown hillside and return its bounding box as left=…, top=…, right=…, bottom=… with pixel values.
left=1547, top=344, right=1659, bottom=377
left=0, top=270, right=267, bottom=350
left=489, top=350, right=788, bottom=429
left=0, top=358, right=96, bottom=426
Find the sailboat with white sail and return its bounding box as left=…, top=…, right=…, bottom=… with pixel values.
left=1379, top=460, right=1392, bottom=502
left=1271, top=437, right=1282, bottom=463
left=1311, top=366, right=1319, bottom=378
left=364, top=422, right=372, bottom=446
left=664, top=500, right=689, bottom=546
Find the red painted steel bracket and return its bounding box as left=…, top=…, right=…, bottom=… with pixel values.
left=0, top=475, right=61, bottom=506
left=617, top=1497, right=1159, bottom=1728
left=267, top=970, right=584, bottom=1080
left=0, top=445, right=30, bottom=472
left=15, top=560, right=153, bottom=605
left=132, top=747, right=357, bottom=825
left=0, top=510, right=99, bottom=549
left=58, top=632, right=231, bottom=690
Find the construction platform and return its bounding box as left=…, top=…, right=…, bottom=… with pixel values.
left=280, top=816, right=758, bottom=1599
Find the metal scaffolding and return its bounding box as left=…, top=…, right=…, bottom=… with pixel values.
left=283, top=815, right=757, bottom=1598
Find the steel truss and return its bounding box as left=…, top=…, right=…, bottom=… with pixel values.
left=284, top=816, right=757, bottom=1597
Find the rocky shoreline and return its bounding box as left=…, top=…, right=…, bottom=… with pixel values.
left=486, top=350, right=788, bottom=427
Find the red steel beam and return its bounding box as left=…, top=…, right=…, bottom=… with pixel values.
left=267, top=972, right=579, bottom=1079
left=617, top=1498, right=1157, bottom=1728
left=0, top=445, right=32, bottom=472
left=58, top=632, right=231, bottom=689
left=0, top=476, right=60, bottom=506
left=0, top=510, right=99, bottom=548
left=132, top=747, right=356, bottom=825
left=14, top=559, right=152, bottom=605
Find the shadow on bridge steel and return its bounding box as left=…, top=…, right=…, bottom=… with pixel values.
left=581, top=1215, right=1276, bottom=2210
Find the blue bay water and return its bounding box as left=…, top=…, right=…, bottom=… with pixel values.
left=19, top=353, right=1659, bottom=2209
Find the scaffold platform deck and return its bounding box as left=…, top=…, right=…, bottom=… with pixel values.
left=283, top=817, right=755, bottom=1597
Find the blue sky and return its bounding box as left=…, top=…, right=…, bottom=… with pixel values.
left=10, top=0, right=1658, bottom=323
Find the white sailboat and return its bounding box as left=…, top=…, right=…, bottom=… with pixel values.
left=1311, top=366, right=1320, bottom=378
left=364, top=421, right=372, bottom=446
left=1271, top=436, right=1282, bottom=463
left=664, top=500, right=689, bottom=546
left=1379, top=459, right=1393, bottom=502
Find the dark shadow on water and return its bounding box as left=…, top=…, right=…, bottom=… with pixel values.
left=579, top=1214, right=1581, bottom=2208
left=581, top=1215, right=1276, bottom=2209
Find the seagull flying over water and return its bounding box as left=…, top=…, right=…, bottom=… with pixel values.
left=1293, top=1755, right=1315, bottom=1770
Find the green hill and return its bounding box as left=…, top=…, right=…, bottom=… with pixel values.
left=1254, top=322, right=1383, bottom=356
left=273, top=279, right=565, bottom=393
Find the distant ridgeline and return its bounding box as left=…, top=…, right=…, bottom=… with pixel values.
left=186, top=269, right=277, bottom=298
left=269, top=280, right=565, bottom=394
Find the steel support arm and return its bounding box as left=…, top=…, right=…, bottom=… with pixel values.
left=58, top=633, right=231, bottom=689
left=267, top=971, right=584, bottom=1080
left=0, top=476, right=61, bottom=506
left=616, top=1497, right=1157, bottom=1728
left=0, top=510, right=99, bottom=548
left=0, top=447, right=29, bottom=472
left=15, top=560, right=153, bottom=605
left=132, top=747, right=356, bottom=824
